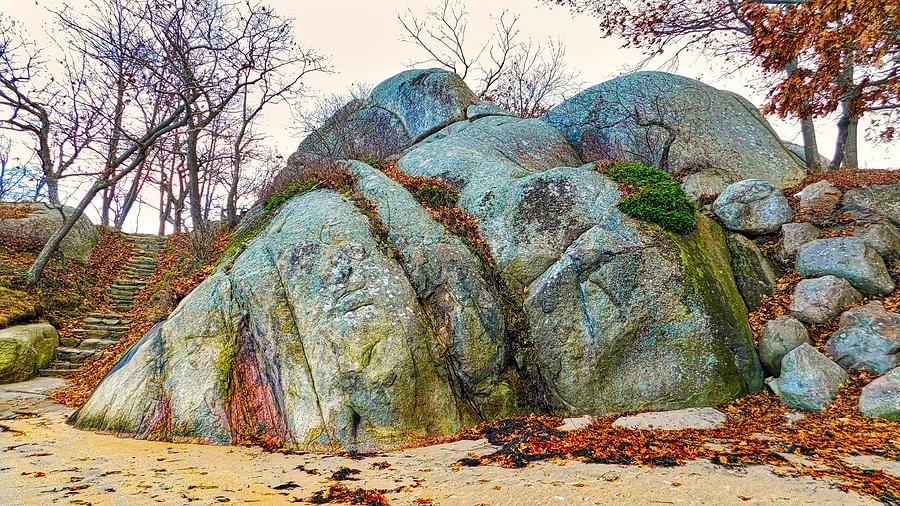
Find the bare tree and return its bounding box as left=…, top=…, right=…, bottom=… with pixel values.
left=132, top=0, right=324, bottom=254
left=0, top=15, right=102, bottom=206
left=0, top=135, right=44, bottom=201
left=399, top=0, right=580, bottom=117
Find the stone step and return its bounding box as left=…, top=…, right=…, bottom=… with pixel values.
left=110, top=294, right=138, bottom=301
left=54, top=347, right=97, bottom=363
left=114, top=280, right=147, bottom=287
left=39, top=368, right=78, bottom=377
left=78, top=338, right=119, bottom=350
left=76, top=324, right=129, bottom=332
left=111, top=306, right=133, bottom=312
left=83, top=317, right=130, bottom=326
left=88, top=312, right=126, bottom=319
left=73, top=328, right=126, bottom=337
left=110, top=288, right=141, bottom=296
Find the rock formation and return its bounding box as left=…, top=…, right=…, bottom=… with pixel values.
left=74, top=68, right=785, bottom=451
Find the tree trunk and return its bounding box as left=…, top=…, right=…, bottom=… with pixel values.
left=26, top=187, right=97, bottom=283
left=186, top=125, right=205, bottom=237
left=114, top=165, right=144, bottom=229
left=46, top=177, right=61, bottom=208
left=830, top=53, right=858, bottom=171
left=842, top=117, right=859, bottom=168
left=785, top=59, right=821, bottom=172
left=100, top=187, right=113, bottom=227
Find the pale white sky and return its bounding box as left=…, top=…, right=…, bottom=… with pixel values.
left=3, top=0, right=898, bottom=232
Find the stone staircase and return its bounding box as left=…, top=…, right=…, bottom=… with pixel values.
left=40, top=234, right=165, bottom=377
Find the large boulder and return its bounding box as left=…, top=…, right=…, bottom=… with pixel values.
left=0, top=202, right=98, bottom=262
left=759, top=316, right=812, bottom=376
left=827, top=302, right=900, bottom=374
left=725, top=231, right=777, bottom=311
left=842, top=184, right=900, bottom=225
left=768, top=343, right=848, bottom=412
left=795, top=237, right=895, bottom=296
left=74, top=74, right=766, bottom=451
left=284, top=68, right=479, bottom=169
left=541, top=72, right=805, bottom=197
left=788, top=276, right=862, bottom=324
left=713, top=180, right=794, bottom=235
left=0, top=323, right=58, bottom=384
left=859, top=367, right=900, bottom=420
left=397, top=114, right=763, bottom=416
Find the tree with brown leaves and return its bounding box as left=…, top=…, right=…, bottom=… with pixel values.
left=742, top=0, right=899, bottom=169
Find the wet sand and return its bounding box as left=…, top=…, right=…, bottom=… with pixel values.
left=0, top=378, right=888, bottom=505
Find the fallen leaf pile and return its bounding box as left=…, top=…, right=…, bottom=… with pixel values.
left=50, top=230, right=229, bottom=408
left=448, top=377, right=898, bottom=503
left=306, top=483, right=391, bottom=505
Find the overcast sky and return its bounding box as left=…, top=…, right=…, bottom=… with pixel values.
left=4, top=0, right=898, bottom=232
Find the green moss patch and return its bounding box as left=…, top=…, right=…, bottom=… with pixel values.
left=605, top=162, right=696, bottom=234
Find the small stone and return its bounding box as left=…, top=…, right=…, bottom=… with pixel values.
left=611, top=407, right=726, bottom=430
left=714, top=179, right=794, bottom=235
left=781, top=222, right=820, bottom=259
left=557, top=416, right=592, bottom=431
left=768, top=343, right=847, bottom=412
left=859, top=367, right=900, bottom=420
left=788, top=276, right=862, bottom=324
left=797, top=180, right=841, bottom=214
left=854, top=223, right=900, bottom=260
left=827, top=301, right=900, bottom=374
left=796, top=237, right=895, bottom=295
left=759, top=316, right=812, bottom=376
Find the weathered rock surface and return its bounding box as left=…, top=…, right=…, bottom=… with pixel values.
left=797, top=180, right=841, bottom=214
left=781, top=222, right=819, bottom=259
left=0, top=323, right=58, bottom=384
left=74, top=70, right=767, bottom=451
left=854, top=223, right=900, bottom=260
left=759, top=316, right=811, bottom=376
left=796, top=237, right=895, bottom=296
left=725, top=232, right=777, bottom=311
left=788, top=276, right=862, bottom=324
left=285, top=68, right=478, bottom=168
left=713, top=180, right=794, bottom=235
left=0, top=202, right=98, bottom=262
left=612, top=407, right=726, bottom=431
left=768, top=343, right=847, bottom=412
left=842, top=184, right=900, bottom=225
left=541, top=72, right=805, bottom=197
left=859, top=367, right=900, bottom=420
left=827, top=302, right=900, bottom=374
left=398, top=114, right=763, bottom=416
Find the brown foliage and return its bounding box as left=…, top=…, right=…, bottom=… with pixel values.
left=742, top=1, right=899, bottom=138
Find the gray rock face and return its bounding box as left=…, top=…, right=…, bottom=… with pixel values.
left=781, top=222, right=820, bottom=259
left=842, top=184, right=900, bottom=225
left=713, top=180, right=794, bottom=235
left=795, top=237, right=895, bottom=295
left=75, top=191, right=471, bottom=450
left=859, top=367, right=900, bottom=420
left=74, top=70, right=770, bottom=451
left=768, top=343, right=848, bottom=412
left=828, top=302, right=900, bottom=374
left=797, top=180, right=841, bottom=213
left=725, top=232, right=777, bottom=311
left=285, top=68, right=478, bottom=168
left=611, top=407, right=726, bottom=431
left=789, top=276, right=862, bottom=324
left=0, top=202, right=98, bottom=262
left=541, top=72, right=805, bottom=197
left=854, top=223, right=900, bottom=260
left=759, top=316, right=812, bottom=376
left=399, top=114, right=763, bottom=416
left=0, top=323, right=58, bottom=384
